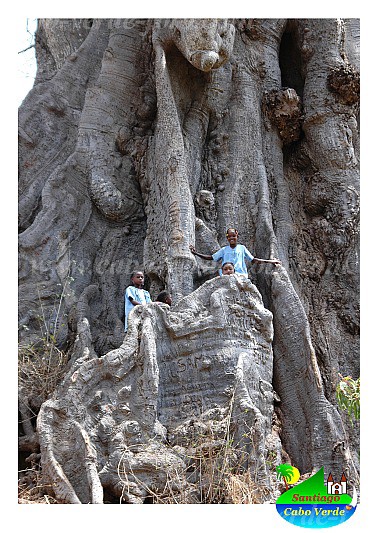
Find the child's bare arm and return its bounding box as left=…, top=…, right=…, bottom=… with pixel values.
left=252, top=257, right=281, bottom=266
left=189, top=245, right=213, bottom=261
left=129, top=296, right=141, bottom=306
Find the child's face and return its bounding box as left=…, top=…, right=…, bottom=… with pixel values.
left=222, top=264, right=235, bottom=275
left=165, top=295, right=172, bottom=306
left=226, top=230, right=238, bottom=247
left=132, top=272, right=144, bottom=287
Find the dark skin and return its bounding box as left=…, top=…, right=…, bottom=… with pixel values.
left=156, top=293, right=172, bottom=305
left=190, top=229, right=281, bottom=266
left=128, top=272, right=145, bottom=306
left=222, top=263, right=235, bottom=275
left=163, top=294, right=172, bottom=305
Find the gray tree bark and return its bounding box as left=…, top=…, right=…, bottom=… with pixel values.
left=18, top=18, right=359, bottom=503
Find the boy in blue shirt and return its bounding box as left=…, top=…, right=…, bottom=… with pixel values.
left=124, top=271, right=152, bottom=331
left=190, top=228, right=280, bottom=277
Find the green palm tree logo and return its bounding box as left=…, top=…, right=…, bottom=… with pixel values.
left=276, top=464, right=300, bottom=491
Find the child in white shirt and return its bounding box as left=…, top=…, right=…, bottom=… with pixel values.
left=124, top=271, right=151, bottom=331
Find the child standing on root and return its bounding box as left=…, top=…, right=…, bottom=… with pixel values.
left=124, top=271, right=152, bottom=331
left=190, top=227, right=281, bottom=277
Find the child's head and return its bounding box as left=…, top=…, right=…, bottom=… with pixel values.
left=156, top=291, right=172, bottom=305
left=222, top=262, right=235, bottom=275
left=226, top=228, right=238, bottom=247
left=130, top=271, right=144, bottom=288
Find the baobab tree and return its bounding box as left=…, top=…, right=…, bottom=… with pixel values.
left=18, top=18, right=359, bottom=503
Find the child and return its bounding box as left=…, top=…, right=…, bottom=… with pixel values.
left=124, top=271, right=152, bottom=331
left=156, top=291, right=172, bottom=306
left=221, top=262, right=235, bottom=275
left=190, top=227, right=280, bottom=277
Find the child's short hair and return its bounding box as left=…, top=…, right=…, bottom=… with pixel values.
left=156, top=290, right=171, bottom=304
left=226, top=227, right=238, bottom=237
left=130, top=270, right=143, bottom=279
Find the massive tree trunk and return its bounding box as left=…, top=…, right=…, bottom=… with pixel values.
left=18, top=18, right=359, bottom=503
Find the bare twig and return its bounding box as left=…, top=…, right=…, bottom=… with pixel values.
left=18, top=44, right=35, bottom=54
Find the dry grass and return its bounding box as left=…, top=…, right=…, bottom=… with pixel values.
left=18, top=458, right=59, bottom=504
left=18, top=302, right=70, bottom=505
left=223, top=471, right=271, bottom=503
left=19, top=278, right=71, bottom=411
left=18, top=342, right=69, bottom=505
left=18, top=341, right=69, bottom=404
left=117, top=421, right=276, bottom=504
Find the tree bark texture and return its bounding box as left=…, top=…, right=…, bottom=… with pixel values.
left=18, top=18, right=359, bottom=503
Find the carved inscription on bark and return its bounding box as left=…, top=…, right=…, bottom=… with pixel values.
left=37, top=275, right=278, bottom=503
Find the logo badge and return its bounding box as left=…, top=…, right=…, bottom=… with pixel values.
left=276, top=466, right=357, bottom=528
